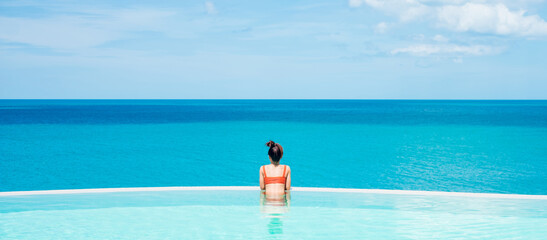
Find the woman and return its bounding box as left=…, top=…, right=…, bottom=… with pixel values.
left=260, top=140, right=291, bottom=196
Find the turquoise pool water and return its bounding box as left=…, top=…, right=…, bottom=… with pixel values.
left=1, top=188, right=545, bottom=239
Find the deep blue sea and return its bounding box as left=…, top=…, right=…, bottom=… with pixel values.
left=0, top=100, right=546, bottom=194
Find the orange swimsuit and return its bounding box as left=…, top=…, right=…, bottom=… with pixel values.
left=262, top=165, right=287, bottom=185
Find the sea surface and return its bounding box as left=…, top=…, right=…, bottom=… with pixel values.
left=1, top=100, right=546, bottom=194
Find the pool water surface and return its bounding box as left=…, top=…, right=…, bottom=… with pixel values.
left=1, top=187, right=545, bottom=239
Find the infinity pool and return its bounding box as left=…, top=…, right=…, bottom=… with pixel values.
left=1, top=187, right=545, bottom=239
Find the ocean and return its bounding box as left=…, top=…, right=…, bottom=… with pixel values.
left=1, top=100, right=546, bottom=194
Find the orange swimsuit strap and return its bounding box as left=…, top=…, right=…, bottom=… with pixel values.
left=263, top=165, right=286, bottom=185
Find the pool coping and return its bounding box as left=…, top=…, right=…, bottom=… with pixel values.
left=0, top=186, right=546, bottom=199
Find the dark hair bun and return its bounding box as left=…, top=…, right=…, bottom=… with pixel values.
left=266, top=140, right=283, bottom=162
left=266, top=140, right=276, bottom=148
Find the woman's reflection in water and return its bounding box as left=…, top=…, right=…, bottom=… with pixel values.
left=260, top=191, right=290, bottom=236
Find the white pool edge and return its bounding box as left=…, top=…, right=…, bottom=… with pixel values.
left=1, top=186, right=546, bottom=200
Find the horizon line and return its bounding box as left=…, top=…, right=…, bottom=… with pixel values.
left=1, top=98, right=546, bottom=101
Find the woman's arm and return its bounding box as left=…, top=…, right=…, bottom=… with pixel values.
left=285, top=166, right=291, bottom=190
left=259, top=166, right=265, bottom=190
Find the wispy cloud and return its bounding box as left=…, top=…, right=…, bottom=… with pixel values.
left=453, top=56, right=463, bottom=63
left=391, top=44, right=498, bottom=56
left=375, top=22, right=388, bottom=33
left=348, top=0, right=364, bottom=8
left=205, top=2, right=217, bottom=15
left=0, top=8, right=176, bottom=49
left=433, top=34, right=449, bottom=42
left=349, top=0, right=430, bottom=22
left=0, top=16, right=118, bottom=49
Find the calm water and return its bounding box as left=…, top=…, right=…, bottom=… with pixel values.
left=1, top=190, right=545, bottom=239
left=1, top=100, right=546, bottom=194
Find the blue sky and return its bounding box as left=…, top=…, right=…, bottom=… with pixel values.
left=1, top=0, right=546, bottom=99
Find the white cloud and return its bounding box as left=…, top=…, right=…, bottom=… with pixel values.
left=391, top=44, right=497, bottom=56
left=205, top=2, right=217, bottom=14
left=375, top=22, right=388, bottom=33
left=350, top=0, right=547, bottom=36
left=437, top=3, right=547, bottom=36
left=433, top=34, right=448, bottom=42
